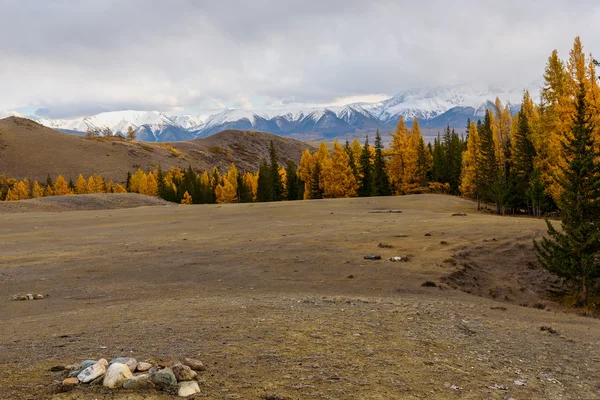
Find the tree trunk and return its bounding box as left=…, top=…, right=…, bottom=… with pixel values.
left=477, top=196, right=480, bottom=211
left=581, top=277, right=588, bottom=307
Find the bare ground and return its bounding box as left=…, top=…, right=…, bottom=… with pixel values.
left=0, top=194, right=599, bottom=399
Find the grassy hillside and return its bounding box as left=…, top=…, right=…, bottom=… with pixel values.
left=0, top=117, right=314, bottom=182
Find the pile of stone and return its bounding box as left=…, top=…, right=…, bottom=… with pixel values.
left=12, top=293, right=44, bottom=301
left=60, top=356, right=205, bottom=397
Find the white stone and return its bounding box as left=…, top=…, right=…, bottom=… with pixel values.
left=77, top=361, right=107, bottom=383
left=178, top=381, right=201, bottom=397
left=136, top=361, right=153, bottom=372
left=103, top=362, right=133, bottom=388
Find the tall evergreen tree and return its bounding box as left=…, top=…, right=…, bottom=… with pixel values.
left=309, top=160, right=323, bottom=199
left=268, top=140, right=284, bottom=201
left=344, top=139, right=357, bottom=178
left=257, top=158, right=271, bottom=202
left=478, top=111, right=500, bottom=212
left=372, top=130, right=391, bottom=196
left=156, top=164, right=166, bottom=199
left=285, top=161, right=299, bottom=201
left=357, top=136, right=373, bottom=197
left=512, top=110, right=537, bottom=212
left=534, top=81, right=600, bottom=307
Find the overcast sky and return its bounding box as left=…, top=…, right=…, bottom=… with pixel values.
left=1, top=0, right=599, bottom=119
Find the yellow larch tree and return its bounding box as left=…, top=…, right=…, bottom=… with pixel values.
left=145, top=172, right=158, bottom=196
left=113, top=183, right=127, bottom=193
left=31, top=181, right=44, bottom=198
left=225, top=163, right=239, bottom=192
left=181, top=191, right=193, bottom=204
left=53, top=175, right=71, bottom=196
left=243, top=172, right=258, bottom=201
left=325, top=141, right=357, bottom=198
left=215, top=179, right=237, bottom=203
left=297, top=149, right=315, bottom=199
left=460, top=121, right=481, bottom=199
left=388, top=117, right=418, bottom=194
left=75, top=174, right=87, bottom=194
left=314, top=142, right=333, bottom=196
left=129, top=169, right=148, bottom=194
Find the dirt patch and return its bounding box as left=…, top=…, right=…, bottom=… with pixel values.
left=440, top=236, right=580, bottom=312
left=0, top=193, right=173, bottom=213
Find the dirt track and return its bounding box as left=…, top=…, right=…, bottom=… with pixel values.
left=1, top=194, right=599, bottom=399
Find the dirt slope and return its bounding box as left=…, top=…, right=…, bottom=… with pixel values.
left=0, top=117, right=314, bottom=182
left=0, top=194, right=599, bottom=399
left=0, top=193, right=173, bottom=213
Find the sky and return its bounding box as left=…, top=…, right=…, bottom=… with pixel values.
left=1, top=0, right=599, bottom=119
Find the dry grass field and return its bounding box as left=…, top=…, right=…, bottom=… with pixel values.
left=0, top=194, right=599, bottom=399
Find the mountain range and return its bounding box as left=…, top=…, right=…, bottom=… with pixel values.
left=34, top=83, right=541, bottom=142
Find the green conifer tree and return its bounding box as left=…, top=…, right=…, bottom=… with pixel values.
left=534, top=81, right=600, bottom=307
left=268, top=140, right=284, bottom=201
left=357, top=136, right=373, bottom=197
left=372, top=130, right=391, bottom=196
left=257, top=158, right=271, bottom=202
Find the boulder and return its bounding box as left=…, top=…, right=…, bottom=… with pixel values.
left=110, top=357, right=138, bottom=372
left=172, top=363, right=197, bottom=381
left=183, top=358, right=206, bottom=371
left=62, top=377, right=79, bottom=386
left=123, top=374, right=155, bottom=390
left=68, top=360, right=97, bottom=378
left=77, top=359, right=108, bottom=383
left=178, top=381, right=201, bottom=397
left=103, top=362, right=133, bottom=388
left=150, top=367, right=177, bottom=390
left=136, top=362, right=153, bottom=372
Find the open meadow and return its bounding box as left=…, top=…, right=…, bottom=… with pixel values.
left=1, top=194, right=599, bottom=399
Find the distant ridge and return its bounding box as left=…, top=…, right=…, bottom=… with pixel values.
left=0, top=117, right=314, bottom=182
left=30, top=82, right=541, bottom=142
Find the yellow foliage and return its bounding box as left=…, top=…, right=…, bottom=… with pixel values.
left=129, top=168, right=148, bottom=194
left=297, top=149, right=315, bottom=200
left=113, top=183, right=127, bottom=193
left=243, top=172, right=258, bottom=201
left=460, top=121, right=481, bottom=198
left=324, top=141, right=356, bottom=198
left=181, top=191, right=193, bottom=204
left=53, top=175, right=71, bottom=196
left=215, top=179, right=237, bottom=204
left=388, top=117, right=419, bottom=194
left=31, top=181, right=44, bottom=198
left=146, top=172, right=158, bottom=196
left=75, top=174, right=87, bottom=194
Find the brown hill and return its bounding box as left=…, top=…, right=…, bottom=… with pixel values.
left=0, top=117, right=315, bottom=182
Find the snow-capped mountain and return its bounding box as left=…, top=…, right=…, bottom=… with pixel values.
left=33, top=82, right=541, bottom=142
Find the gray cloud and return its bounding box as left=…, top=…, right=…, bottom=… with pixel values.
left=1, top=0, right=599, bottom=118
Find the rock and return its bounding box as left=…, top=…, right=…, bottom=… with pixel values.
left=110, top=357, right=138, bottom=372
left=103, top=362, right=133, bottom=388
left=347, top=274, right=354, bottom=279
left=90, top=375, right=104, bottom=386
left=388, top=256, right=408, bottom=262
left=183, top=358, right=206, bottom=372
left=136, top=362, right=153, bottom=372
left=69, top=360, right=97, bottom=378
left=452, top=212, right=467, bottom=216
left=172, top=363, right=197, bottom=381
left=363, top=255, right=382, bottom=260
left=123, top=374, right=155, bottom=390
left=424, top=232, right=432, bottom=236
left=77, top=359, right=108, bottom=383
left=62, top=377, right=79, bottom=386
left=11, top=295, right=27, bottom=301
left=150, top=367, right=177, bottom=390
left=514, top=379, right=527, bottom=386
left=178, top=381, right=201, bottom=397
